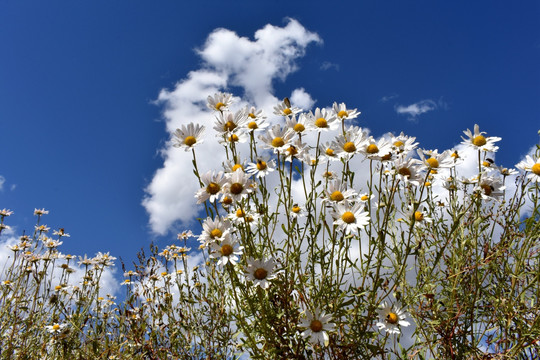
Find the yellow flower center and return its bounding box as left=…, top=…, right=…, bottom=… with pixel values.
left=256, top=160, right=267, bottom=170
left=430, top=169, right=438, bottom=174
left=425, top=181, right=431, bottom=187
left=206, top=182, right=221, bottom=194
left=52, top=324, right=61, bottom=331
left=330, top=191, right=344, bottom=202
left=232, top=164, right=243, bottom=171
left=426, top=158, right=439, bottom=168
left=287, top=146, right=298, bottom=156
left=236, top=209, right=245, bottom=218
left=215, top=102, right=225, bottom=110
left=222, top=196, right=233, bottom=205
left=283, top=108, right=292, bottom=115
left=398, top=167, right=411, bottom=177
left=272, top=137, right=285, bottom=148
left=414, top=211, right=424, bottom=221
left=230, top=183, right=244, bottom=195
left=292, top=205, right=301, bottom=213
left=220, top=244, right=233, bottom=256
left=293, top=123, right=305, bottom=132
left=228, top=134, right=239, bottom=142
left=248, top=121, right=258, bottom=129
left=366, top=144, right=379, bottom=154
left=315, top=117, right=328, bottom=128
left=343, top=142, right=356, bottom=153
left=337, top=110, right=348, bottom=118
left=386, top=312, right=398, bottom=324
left=326, top=148, right=334, bottom=156
left=210, top=229, right=222, bottom=238
left=394, top=140, right=404, bottom=147
left=254, top=268, right=268, bottom=280
left=55, top=285, right=62, bottom=290
left=482, top=161, right=491, bottom=168
left=532, top=163, right=540, bottom=175
left=224, top=121, right=236, bottom=132
left=361, top=195, right=369, bottom=201
left=481, top=184, right=493, bottom=196
left=473, top=135, right=487, bottom=147
left=342, top=211, right=355, bottom=224
left=184, top=136, right=197, bottom=146
left=248, top=113, right=256, bottom=119
left=310, top=319, right=323, bottom=332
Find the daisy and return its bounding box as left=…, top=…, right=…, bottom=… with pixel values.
left=195, top=171, right=226, bottom=204
left=318, top=141, right=340, bottom=162
left=93, top=252, right=117, bottom=267
left=516, top=155, right=540, bottom=182
left=245, top=106, right=268, bottom=132
left=331, top=203, right=370, bottom=235
left=207, top=92, right=233, bottom=112
left=214, top=109, right=248, bottom=136
left=407, top=206, right=433, bottom=226
left=223, top=170, right=256, bottom=202
left=283, top=138, right=308, bottom=163
left=334, top=126, right=366, bottom=160
left=42, top=238, right=62, bottom=249
left=0, top=209, right=13, bottom=217
left=323, top=180, right=358, bottom=205
left=228, top=207, right=260, bottom=231
left=376, top=302, right=411, bottom=334
left=359, top=136, right=392, bottom=160
left=245, top=258, right=277, bottom=289
left=417, top=149, right=455, bottom=170
left=273, top=97, right=302, bottom=117
left=332, top=102, right=360, bottom=121
left=299, top=308, right=336, bottom=347
left=209, top=234, right=243, bottom=267
left=461, top=124, right=501, bottom=152
left=219, top=129, right=250, bottom=146
left=286, top=114, right=309, bottom=135
left=290, top=203, right=307, bottom=219
left=246, top=156, right=276, bottom=178
left=391, top=132, right=418, bottom=156
left=222, top=159, right=247, bottom=173
left=34, top=208, right=49, bottom=216
left=306, top=107, right=338, bottom=132
left=496, top=165, right=518, bottom=177
left=199, top=217, right=231, bottom=245
left=53, top=228, right=70, bottom=238
left=259, top=124, right=295, bottom=154
left=474, top=175, right=505, bottom=200
left=393, top=156, right=424, bottom=186
left=173, top=123, right=205, bottom=152
left=45, top=323, right=67, bottom=335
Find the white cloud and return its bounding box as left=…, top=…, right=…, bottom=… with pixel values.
left=395, top=99, right=437, bottom=120
left=379, top=93, right=399, bottom=103
left=320, top=61, right=339, bottom=71
left=143, top=19, right=321, bottom=235
left=290, top=88, right=315, bottom=110
left=0, top=175, right=5, bottom=191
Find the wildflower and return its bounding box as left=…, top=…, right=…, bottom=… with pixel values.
left=45, top=323, right=67, bottom=335
left=0, top=209, right=13, bottom=217
left=259, top=124, right=295, bottom=154
left=306, top=107, right=338, bottom=132
left=332, top=101, right=360, bottom=121
left=196, top=171, right=227, bottom=204
left=207, top=92, right=233, bottom=112
left=178, top=230, right=195, bottom=240
left=461, top=124, right=501, bottom=152
left=334, top=126, right=366, bottom=160
left=475, top=175, right=505, bottom=200
left=393, top=157, right=424, bottom=186
left=173, top=123, right=205, bottom=151
left=323, top=180, right=358, bottom=205
left=417, top=149, right=455, bottom=170
left=34, top=208, right=49, bottom=216
left=299, top=308, right=336, bottom=347
left=42, top=238, right=63, bottom=248
left=223, top=170, right=256, bottom=202
left=516, top=155, right=540, bottom=182
left=78, top=254, right=95, bottom=266
left=290, top=203, right=307, bottom=219
left=497, top=165, right=518, bottom=177
left=209, top=234, right=243, bottom=267
left=318, top=141, right=340, bottom=162
left=391, top=132, right=418, bottom=155
left=35, top=224, right=50, bottom=233
left=245, top=106, right=268, bottom=132
left=331, top=203, right=370, bottom=235
left=1, top=280, right=12, bottom=287
left=359, top=136, right=392, bottom=160
left=228, top=206, right=260, bottom=230
left=222, top=159, right=247, bottom=173
left=286, top=114, right=308, bottom=135
left=246, top=156, right=276, bottom=178
left=407, top=206, right=433, bottom=226
left=53, top=228, right=70, bottom=238
left=220, top=129, right=249, bottom=145
left=245, top=258, right=277, bottom=289
left=93, top=252, right=117, bottom=267
left=273, top=97, right=302, bottom=117
left=376, top=302, right=411, bottom=334
left=283, top=138, right=308, bottom=163
left=214, top=108, right=248, bottom=136
left=199, top=216, right=231, bottom=245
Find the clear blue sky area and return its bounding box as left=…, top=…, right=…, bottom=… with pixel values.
left=1, top=1, right=539, bottom=266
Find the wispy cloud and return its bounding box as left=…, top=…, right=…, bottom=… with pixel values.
left=0, top=176, right=4, bottom=191
left=320, top=61, right=339, bottom=71
left=379, top=93, right=399, bottom=103
left=395, top=99, right=439, bottom=121
left=143, top=19, right=321, bottom=235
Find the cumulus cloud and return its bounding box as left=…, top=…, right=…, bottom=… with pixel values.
left=143, top=19, right=321, bottom=235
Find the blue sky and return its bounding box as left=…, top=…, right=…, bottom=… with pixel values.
left=1, top=1, right=539, bottom=270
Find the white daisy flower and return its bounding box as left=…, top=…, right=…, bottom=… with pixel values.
left=516, top=155, right=540, bottom=183
left=474, top=175, right=505, bottom=200
left=334, top=126, right=366, bottom=160
left=222, top=159, right=247, bottom=174
left=34, top=208, right=49, bottom=216
left=407, top=206, right=433, bottom=226
left=318, top=141, right=340, bottom=162
left=258, top=124, right=296, bottom=154
left=219, top=129, right=250, bottom=146
left=245, top=258, right=277, bottom=289
left=323, top=180, right=358, bottom=205
left=273, top=97, right=302, bottom=117
left=496, top=165, right=518, bottom=177
left=246, top=156, right=276, bottom=178
left=461, top=124, right=501, bottom=152
left=331, top=203, right=370, bottom=235
left=213, top=108, right=248, bottom=136
left=306, top=107, right=339, bottom=132
left=245, top=106, right=268, bottom=132
left=359, top=136, right=392, bottom=160
left=45, top=323, right=68, bottom=335
left=0, top=209, right=13, bottom=217
left=283, top=138, right=308, bottom=163
left=173, top=123, right=205, bottom=152
left=299, top=308, right=336, bottom=347
left=290, top=203, right=307, bottom=219
left=286, top=114, right=308, bottom=135
left=42, top=238, right=63, bottom=249
left=207, top=92, right=233, bottom=112
left=393, top=156, right=424, bottom=186
left=223, top=170, right=256, bottom=203
left=209, top=234, right=243, bottom=267
left=195, top=171, right=227, bottom=204
left=228, top=207, right=260, bottom=230
left=376, top=302, right=411, bottom=335
left=391, top=132, right=418, bottom=156
left=332, top=102, right=360, bottom=121
left=417, top=149, right=455, bottom=170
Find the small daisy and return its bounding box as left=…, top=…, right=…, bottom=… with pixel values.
left=334, top=126, right=366, bottom=160
left=228, top=207, right=260, bottom=231
left=331, top=203, right=370, bottom=235
left=173, top=123, right=205, bottom=152
left=246, top=156, right=276, bottom=178
left=376, top=302, right=411, bottom=334
left=359, top=136, right=392, bottom=160
left=209, top=234, right=243, bottom=267
left=461, top=124, right=501, bottom=152
left=245, top=258, right=277, bottom=289
left=34, top=208, right=49, bottom=216
left=407, top=206, right=433, bottom=226
left=283, top=138, right=308, bottom=163
left=299, top=307, right=336, bottom=347
left=417, top=149, right=455, bottom=170
left=245, top=106, right=268, bottom=132
left=391, top=132, right=418, bottom=156
left=393, top=156, right=424, bottom=186
left=0, top=209, right=13, bottom=217
left=53, top=228, right=70, bottom=238
left=207, top=92, right=233, bottom=112
left=318, top=141, right=340, bottom=162
left=45, top=323, right=67, bottom=335
left=199, top=217, right=231, bottom=245
left=42, top=238, right=62, bottom=248
left=195, top=171, right=227, bottom=204
left=223, top=170, right=256, bottom=203
left=323, top=180, right=358, bottom=205
left=306, top=107, right=338, bottom=132
left=496, top=165, right=518, bottom=177
left=474, top=175, right=505, bottom=200
left=332, top=102, right=360, bottom=121
left=222, top=159, right=247, bottom=173
left=516, top=155, right=540, bottom=183
left=259, top=124, right=296, bottom=154
left=93, top=252, right=117, bottom=267
left=214, top=109, right=248, bottom=136
left=290, top=203, right=307, bottom=219
left=273, top=97, right=302, bottom=117
left=219, top=129, right=249, bottom=146
left=286, top=114, right=309, bottom=135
